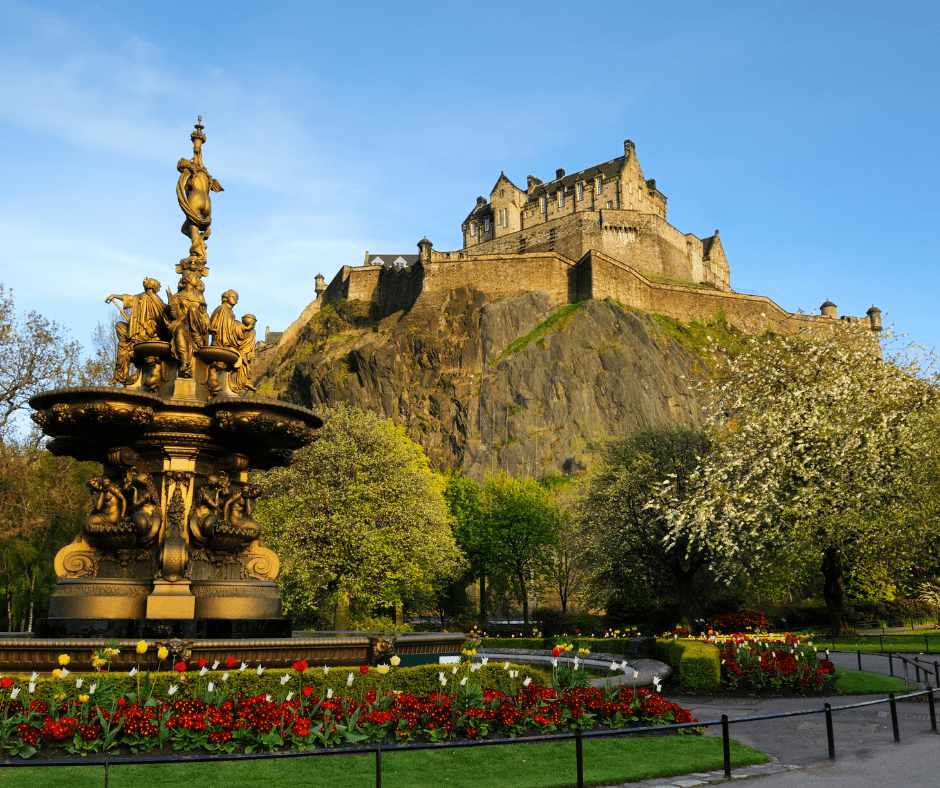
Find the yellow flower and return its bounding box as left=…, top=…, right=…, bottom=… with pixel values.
left=57, top=654, right=70, bottom=666
left=157, top=647, right=169, bottom=660
left=52, top=669, right=61, bottom=679
left=78, top=694, right=89, bottom=703
left=91, top=657, right=105, bottom=668
left=136, top=640, right=148, bottom=655
left=376, top=664, right=390, bottom=675
left=389, top=655, right=401, bottom=667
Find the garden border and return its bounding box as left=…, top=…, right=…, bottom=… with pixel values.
left=1, top=683, right=937, bottom=788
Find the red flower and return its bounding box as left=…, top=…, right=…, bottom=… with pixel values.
left=551, top=646, right=562, bottom=657
left=0, top=677, right=13, bottom=688
left=293, top=660, right=308, bottom=673
left=359, top=665, right=369, bottom=674
left=301, top=686, right=313, bottom=697
left=197, top=658, right=207, bottom=668
left=226, top=656, right=237, bottom=668
left=117, top=698, right=126, bottom=707
left=174, top=661, right=187, bottom=672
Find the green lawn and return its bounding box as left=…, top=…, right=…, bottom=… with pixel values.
left=0, top=736, right=769, bottom=788
left=815, top=633, right=940, bottom=654
left=835, top=668, right=911, bottom=694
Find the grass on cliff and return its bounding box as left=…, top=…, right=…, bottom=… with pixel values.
left=493, top=302, right=583, bottom=363
left=651, top=308, right=753, bottom=358
left=4, top=737, right=769, bottom=788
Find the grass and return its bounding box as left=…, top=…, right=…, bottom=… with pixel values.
left=835, top=668, right=910, bottom=695
left=493, top=303, right=583, bottom=363
left=650, top=309, right=753, bottom=358
left=813, top=633, right=940, bottom=654
left=0, top=736, right=769, bottom=788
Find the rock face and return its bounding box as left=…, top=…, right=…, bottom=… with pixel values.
left=257, top=290, right=702, bottom=480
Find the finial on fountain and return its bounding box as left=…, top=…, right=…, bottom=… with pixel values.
left=176, top=116, right=222, bottom=277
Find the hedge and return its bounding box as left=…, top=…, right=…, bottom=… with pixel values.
left=655, top=639, right=720, bottom=691
left=481, top=637, right=654, bottom=656
left=1, top=662, right=546, bottom=705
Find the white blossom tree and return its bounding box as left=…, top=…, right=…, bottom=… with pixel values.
left=658, top=325, right=940, bottom=635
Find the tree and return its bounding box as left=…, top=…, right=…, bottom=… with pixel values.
left=480, top=472, right=559, bottom=627
left=443, top=472, right=493, bottom=622
left=660, top=325, right=940, bottom=635
left=578, top=426, right=712, bottom=633
left=254, top=404, right=463, bottom=628
left=0, top=284, right=87, bottom=442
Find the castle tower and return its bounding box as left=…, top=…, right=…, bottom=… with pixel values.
left=820, top=300, right=838, bottom=318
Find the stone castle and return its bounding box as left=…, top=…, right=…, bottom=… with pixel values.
left=268, top=140, right=881, bottom=353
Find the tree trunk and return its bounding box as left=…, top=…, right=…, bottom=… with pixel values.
left=333, top=588, right=350, bottom=631
left=822, top=547, right=852, bottom=635
left=394, top=602, right=403, bottom=627
left=675, top=567, right=696, bottom=635
left=516, top=569, right=529, bottom=627
left=478, top=569, right=487, bottom=623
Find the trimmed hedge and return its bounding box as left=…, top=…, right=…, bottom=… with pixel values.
left=3, top=663, right=546, bottom=705
left=482, top=637, right=654, bottom=656
left=656, top=639, right=720, bottom=691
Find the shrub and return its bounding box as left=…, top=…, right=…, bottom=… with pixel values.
left=655, top=639, right=720, bottom=691
left=707, top=611, right=770, bottom=634
left=533, top=607, right=573, bottom=637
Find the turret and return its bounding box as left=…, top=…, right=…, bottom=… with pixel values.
left=820, top=300, right=837, bottom=319
left=417, top=237, right=433, bottom=265
left=867, top=305, right=882, bottom=332
left=314, top=273, right=327, bottom=299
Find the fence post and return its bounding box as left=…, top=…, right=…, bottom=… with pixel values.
left=857, top=650, right=862, bottom=671
left=889, top=693, right=901, bottom=742
left=880, top=635, right=884, bottom=652
left=104, top=762, right=109, bottom=788
left=722, top=714, right=732, bottom=779
left=575, top=725, right=584, bottom=788
left=376, top=746, right=382, bottom=788
left=935, top=661, right=939, bottom=688
left=889, top=653, right=894, bottom=677
left=904, top=660, right=910, bottom=692
left=824, top=703, right=836, bottom=760
left=929, top=687, right=938, bottom=734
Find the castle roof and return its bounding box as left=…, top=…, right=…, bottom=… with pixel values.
left=522, top=156, right=626, bottom=204
left=367, top=254, right=419, bottom=269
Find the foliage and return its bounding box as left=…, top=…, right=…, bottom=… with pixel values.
left=655, top=639, right=721, bottom=691
left=658, top=324, right=940, bottom=635
left=706, top=611, right=770, bottom=635
left=255, top=404, right=463, bottom=626
left=715, top=637, right=834, bottom=692
left=493, top=302, right=582, bottom=362
left=579, top=426, right=712, bottom=633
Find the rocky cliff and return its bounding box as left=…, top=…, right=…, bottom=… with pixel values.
left=256, top=290, right=704, bottom=480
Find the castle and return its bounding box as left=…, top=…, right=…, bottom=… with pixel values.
left=269, top=140, right=881, bottom=353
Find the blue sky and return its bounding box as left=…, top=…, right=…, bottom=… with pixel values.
left=1, top=0, right=938, bottom=353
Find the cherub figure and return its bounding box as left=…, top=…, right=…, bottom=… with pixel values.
left=188, top=472, right=229, bottom=547
left=124, top=469, right=161, bottom=547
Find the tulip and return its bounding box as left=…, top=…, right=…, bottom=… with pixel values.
left=58, top=654, right=70, bottom=667
left=503, top=662, right=510, bottom=670
left=451, top=666, right=458, bottom=675
left=207, top=682, right=214, bottom=692
left=265, top=694, right=272, bottom=702
left=212, top=660, right=220, bottom=670
left=280, top=674, right=291, bottom=685
left=9, top=688, right=20, bottom=700
left=29, top=672, right=39, bottom=682
left=323, top=665, right=330, bottom=675
left=256, top=665, right=265, bottom=676
left=28, top=683, right=35, bottom=694
left=438, top=671, right=445, bottom=682
left=168, top=685, right=178, bottom=696
left=75, top=678, right=83, bottom=689
left=523, top=677, right=532, bottom=687
left=89, top=684, right=97, bottom=695
left=389, top=656, right=400, bottom=667
left=327, top=688, right=333, bottom=699
left=551, top=658, right=558, bottom=667
left=481, top=657, right=488, bottom=666
left=240, top=662, right=249, bottom=672
left=78, top=694, right=89, bottom=703
left=136, top=641, right=148, bottom=655
left=460, top=676, right=467, bottom=686
left=347, top=673, right=354, bottom=686
left=286, top=691, right=294, bottom=701
left=222, top=672, right=229, bottom=682
left=609, top=662, right=617, bottom=671
left=157, top=647, right=169, bottom=660
left=376, top=664, right=390, bottom=675
left=129, top=667, right=138, bottom=677
left=59, top=668, right=70, bottom=679
left=199, top=667, right=208, bottom=677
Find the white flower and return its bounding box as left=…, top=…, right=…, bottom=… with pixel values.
left=452, top=666, right=458, bottom=674
left=75, top=678, right=83, bottom=689
left=460, top=677, right=467, bottom=686
left=481, top=658, right=488, bottom=666
left=523, top=677, right=532, bottom=687
left=207, top=682, right=214, bottom=692
left=286, top=691, right=294, bottom=701
left=240, top=662, right=249, bottom=672
left=129, top=667, right=138, bottom=677
left=256, top=665, right=265, bottom=676
left=199, top=667, right=209, bottom=677
left=59, top=668, right=70, bottom=679
left=327, top=688, right=333, bottom=699
left=620, top=660, right=628, bottom=670
left=503, top=662, right=510, bottom=670
left=168, top=685, right=179, bottom=696
left=222, top=672, right=229, bottom=682
left=323, top=665, right=330, bottom=675
left=29, top=672, right=39, bottom=682
left=9, top=688, right=19, bottom=700
left=439, top=672, right=445, bottom=682
left=551, top=658, right=558, bottom=667
left=212, top=661, right=220, bottom=670
left=573, top=657, right=579, bottom=669
left=280, top=674, right=291, bottom=685
left=28, top=682, right=35, bottom=694
left=89, top=684, right=97, bottom=695
left=609, top=662, right=617, bottom=671
left=265, top=694, right=272, bottom=702
left=347, top=673, right=354, bottom=686
left=440, top=677, right=447, bottom=687
left=633, top=669, right=639, bottom=680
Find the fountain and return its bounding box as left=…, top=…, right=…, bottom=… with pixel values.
left=0, top=120, right=464, bottom=671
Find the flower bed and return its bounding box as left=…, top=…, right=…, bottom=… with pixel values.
left=717, top=637, right=835, bottom=692
left=0, top=647, right=699, bottom=758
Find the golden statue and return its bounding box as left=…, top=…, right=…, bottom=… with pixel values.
left=106, top=278, right=166, bottom=386
left=177, top=117, right=223, bottom=268
left=166, top=270, right=210, bottom=378
left=209, top=290, right=257, bottom=392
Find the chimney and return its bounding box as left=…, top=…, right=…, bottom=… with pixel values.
left=476, top=196, right=486, bottom=206
left=526, top=175, right=543, bottom=192
left=556, top=168, right=565, bottom=180
left=624, top=139, right=635, bottom=157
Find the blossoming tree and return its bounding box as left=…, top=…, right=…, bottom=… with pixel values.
left=658, top=325, right=940, bottom=635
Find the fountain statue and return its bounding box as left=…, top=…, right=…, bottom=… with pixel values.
left=29, top=119, right=322, bottom=639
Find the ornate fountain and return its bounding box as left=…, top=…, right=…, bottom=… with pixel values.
left=0, top=119, right=465, bottom=670
left=29, top=119, right=321, bottom=639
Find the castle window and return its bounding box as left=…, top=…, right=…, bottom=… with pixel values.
left=484, top=218, right=490, bottom=232
left=606, top=201, right=613, bottom=209
left=638, top=189, right=643, bottom=202
left=500, top=189, right=505, bottom=197
left=577, top=182, right=584, bottom=201
left=596, top=175, right=603, bottom=194
left=558, top=189, right=565, bottom=207
left=470, top=222, right=476, bottom=236
left=540, top=196, right=547, bottom=213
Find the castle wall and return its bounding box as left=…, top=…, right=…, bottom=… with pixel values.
left=378, top=264, right=424, bottom=317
